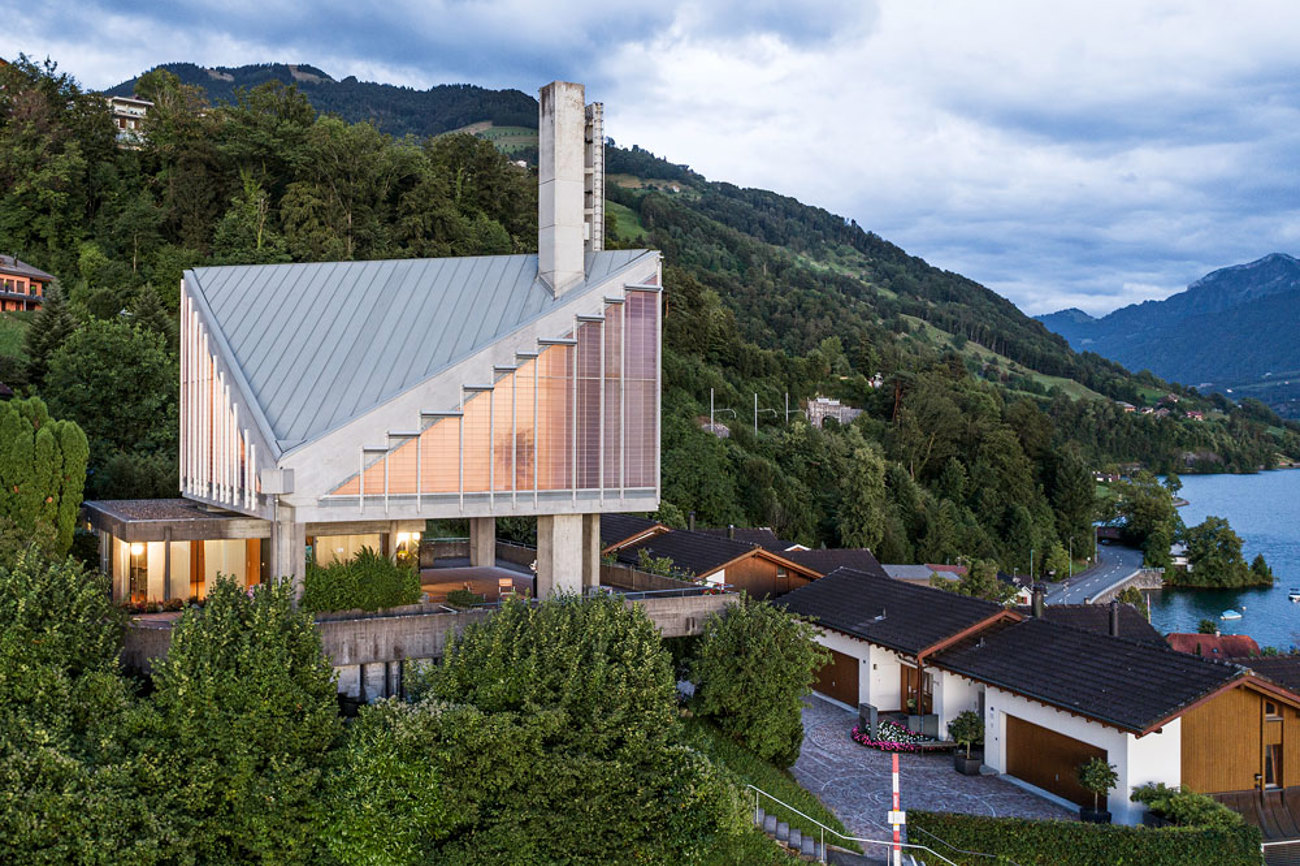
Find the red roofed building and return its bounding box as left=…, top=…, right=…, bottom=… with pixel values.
left=1167, top=632, right=1260, bottom=659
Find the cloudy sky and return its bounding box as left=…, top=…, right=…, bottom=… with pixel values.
left=6, top=0, right=1300, bottom=316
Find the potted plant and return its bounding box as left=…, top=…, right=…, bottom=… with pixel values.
left=1077, top=757, right=1118, bottom=823
left=947, top=710, right=984, bottom=775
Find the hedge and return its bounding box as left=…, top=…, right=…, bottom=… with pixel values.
left=907, top=811, right=1263, bottom=866
left=301, top=547, right=421, bottom=612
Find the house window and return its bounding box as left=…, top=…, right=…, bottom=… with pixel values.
left=1266, top=743, right=1283, bottom=788
left=1266, top=701, right=1282, bottom=720
left=128, top=542, right=148, bottom=602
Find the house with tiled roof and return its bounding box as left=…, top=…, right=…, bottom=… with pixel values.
left=612, top=525, right=820, bottom=598
left=782, top=567, right=1300, bottom=825
left=84, top=82, right=663, bottom=604
left=0, top=254, right=53, bottom=311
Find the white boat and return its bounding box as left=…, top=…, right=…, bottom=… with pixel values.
left=1220, top=609, right=1243, bottom=621
left=1290, top=589, right=1300, bottom=603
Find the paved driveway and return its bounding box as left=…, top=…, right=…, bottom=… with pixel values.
left=792, top=697, right=1074, bottom=850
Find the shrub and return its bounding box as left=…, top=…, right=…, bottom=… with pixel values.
left=907, top=811, right=1262, bottom=866
left=1131, top=783, right=1244, bottom=829
left=444, top=588, right=482, bottom=608
left=692, top=595, right=829, bottom=768
left=301, top=546, right=421, bottom=612
left=1077, top=757, right=1118, bottom=811
left=947, top=710, right=983, bottom=758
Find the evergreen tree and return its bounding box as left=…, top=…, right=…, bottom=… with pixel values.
left=23, top=281, right=78, bottom=386
left=838, top=443, right=888, bottom=552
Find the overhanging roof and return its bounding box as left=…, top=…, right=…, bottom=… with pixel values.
left=184, top=249, right=654, bottom=455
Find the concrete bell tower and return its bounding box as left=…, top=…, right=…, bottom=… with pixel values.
left=538, top=81, right=604, bottom=296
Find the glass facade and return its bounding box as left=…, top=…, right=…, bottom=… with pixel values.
left=332, top=289, right=659, bottom=503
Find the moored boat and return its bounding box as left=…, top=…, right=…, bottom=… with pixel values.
left=1221, top=609, right=1243, bottom=621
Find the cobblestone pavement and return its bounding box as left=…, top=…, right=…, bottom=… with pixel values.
left=792, top=697, right=1074, bottom=855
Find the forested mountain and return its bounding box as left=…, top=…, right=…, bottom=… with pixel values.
left=1038, top=253, right=1300, bottom=415
left=107, top=62, right=537, bottom=137
left=4, top=54, right=1298, bottom=578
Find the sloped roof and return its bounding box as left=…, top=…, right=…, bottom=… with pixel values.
left=780, top=567, right=1009, bottom=656
left=932, top=618, right=1244, bottom=733
left=616, top=528, right=757, bottom=577
left=0, top=254, right=53, bottom=281
left=185, top=249, right=652, bottom=452
left=1246, top=657, right=1300, bottom=694
left=1167, top=632, right=1261, bottom=659
left=882, top=563, right=941, bottom=582
left=784, top=548, right=887, bottom=578
left=1010, top=604, right=1166, bottom=645
left=698, top=527, right=796, bottom=552
left=600, top=513, right=667, bottom=550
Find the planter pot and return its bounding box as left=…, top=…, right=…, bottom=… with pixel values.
left=906, top=714, right=924, bottom=731
left=953, top=753, right=983, bottom=775
left=1142, top=811, right=1171, bottom=828
left=1080, top=807, right=1111, bottom=824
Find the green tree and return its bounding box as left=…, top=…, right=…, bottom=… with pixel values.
left=838, top=443, right=888, bottom=552
left=1043, top=541, right=1071, bottom=582
left=1198, top=618, right=1218, bottom=634
left=1251, top=553, right=1275, bottom=586
left=24, top=281, right=78, bottom=386
left=44, top=318, right=177, bottom=458
left=145, top=577, right=341, bottom=864
left=1163, top=471, right=1183, bottom=496
left=0, top=397, right=88, bottom=555
left=939, top=558, right=1016, bottom=604
left=1181, top=516, right=1256, bottom=588
left=692, top=595, right=829, bottom=768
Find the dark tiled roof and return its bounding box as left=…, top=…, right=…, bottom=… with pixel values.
left=698, top=527, right=796, bottom=552
left=600, top=513, right=665, bottom=549
left=0, top=255, right=53, bottom=281
left=780, top=567, right=1008, bottom=656
left=784, top=548, right=886, bottom=578
left=1167, top=633, right=1261, bottom=659
left=616, top=528, right=757, bottom=577
left=1245, top=657, right=1300, bottom=694
left=1011, top=604, right=1165, bottom=645
left=932, top=618, right=1243, bottom=733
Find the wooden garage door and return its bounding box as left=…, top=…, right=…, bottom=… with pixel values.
left=813, top=649, right=859, bottom=707
left=1006, top=715, right=1105, bottom=807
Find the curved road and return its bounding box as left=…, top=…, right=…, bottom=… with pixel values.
left=1045, top=544, right=1146, bottom=605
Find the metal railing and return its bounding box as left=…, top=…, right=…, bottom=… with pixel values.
left=586, top=584, right=732, bottom=600
left=1262, top=839, right=1300, bottom=866
left=909, top=824, right=1024, bottom=865
left=746, top=784, right=960, bottom=865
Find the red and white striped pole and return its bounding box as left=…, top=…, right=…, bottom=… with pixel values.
left=890, top=752, right=904, bottom=866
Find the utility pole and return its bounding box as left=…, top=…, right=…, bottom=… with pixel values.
left=754, top=393, right=758, bottom=435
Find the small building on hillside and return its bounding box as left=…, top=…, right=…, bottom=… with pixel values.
left=105, top=95, right=152, bottom=148
left=806, top=396, right=862, bottom=429
left=0, top=254, right=52, bottom=311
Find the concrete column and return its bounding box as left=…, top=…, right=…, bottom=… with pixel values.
left=270, top=502, right=307, bottom=601
left=468, top=517, right=496, bottom=567
left=581, top=513, right=601, bottom=591
left=536, top=513, right=583, bottom=597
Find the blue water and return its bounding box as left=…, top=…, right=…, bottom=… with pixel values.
left=1148, top=470, right=1300, bottom=650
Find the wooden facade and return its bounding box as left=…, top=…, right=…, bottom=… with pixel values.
left=1006, top=715, right=1106, bottom=807
left=1183, top=682, right=1300, bottom=794
left=720, top=552, right=816, bottom=598
left=813, top=649, right=860, bottom=707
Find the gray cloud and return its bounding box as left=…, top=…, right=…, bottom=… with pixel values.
left=4, top=0, right=1299, bottom=320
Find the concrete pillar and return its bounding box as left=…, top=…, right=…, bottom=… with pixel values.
left=270, top=502, right=307, bottom=601
left=538, top=81, right=586, bottom=296
left=536, top=513, right=583, bottom=597
left=468, top=517, right=495, bottom=567
left=581, top=513, right=601, bottom=591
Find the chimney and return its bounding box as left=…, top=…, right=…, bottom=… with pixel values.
left=538, top=81, right=603, bottom=296
left=727, top=524, right=735, bottom=540
left=688, top=511, right=696, bottom=532
left=1109, top=599, right=1121, bottom=637
left=1031, top=584, right=1045, bottom=618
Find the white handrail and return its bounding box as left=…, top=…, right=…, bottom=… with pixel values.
left=745, top=784, right=960, bottom=865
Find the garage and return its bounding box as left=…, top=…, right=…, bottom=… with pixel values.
left=813, top=649, right=859, bottom=707
left=1006, top=715, right=1105, bottom=807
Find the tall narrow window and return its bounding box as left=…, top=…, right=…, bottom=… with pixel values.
left=1266, top=743, right=1282, bottom=788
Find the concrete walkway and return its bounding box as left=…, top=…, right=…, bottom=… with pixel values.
left=792, top=697, right=1074, bottom=854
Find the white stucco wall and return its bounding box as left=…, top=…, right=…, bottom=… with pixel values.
left=984, top=687, right=1181, bottom=824
left=933, top=670, right=983, bottom=734
left=869, top=644, right=904, bottom=712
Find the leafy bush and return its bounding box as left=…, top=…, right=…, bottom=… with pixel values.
left=947, top=710, right=983, bottom=758
left=301, top=546, right=421, bottom=612
left=444, top=588, right=482, bottom=608
left=692, top=595, right=829, bottom=767
left=907, top=811, right=1262, bottom=866
left=1077, top=757, right=1118, bottom=811
left=1131, top=783, right=1244, bottom=829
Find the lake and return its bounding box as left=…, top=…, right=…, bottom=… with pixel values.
left=1148, top=469, right=1300, bottom=650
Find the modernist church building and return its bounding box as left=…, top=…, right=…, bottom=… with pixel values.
left=84, top=81, right=662, bottom=602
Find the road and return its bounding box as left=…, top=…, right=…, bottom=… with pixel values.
left=1044, top=543, right=1146, bottom=605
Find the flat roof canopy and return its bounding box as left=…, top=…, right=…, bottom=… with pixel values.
left=84, top=499, right=272, bottom=542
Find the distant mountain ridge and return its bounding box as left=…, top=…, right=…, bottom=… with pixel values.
left=106, top=62, right=538, bottom=138
left=1036, top=253, right=1300, bottom=389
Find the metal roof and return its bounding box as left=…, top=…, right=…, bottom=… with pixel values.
left=185, top=249, right=652, bottom=453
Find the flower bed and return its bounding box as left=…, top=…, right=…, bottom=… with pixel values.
left=851, top=720, right=947, bottom=752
